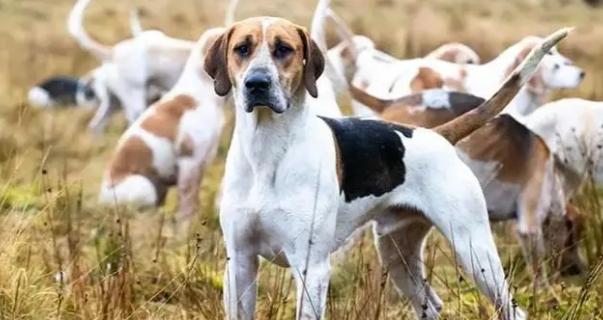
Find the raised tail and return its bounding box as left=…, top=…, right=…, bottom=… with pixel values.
left=434, top=27, right=571, bottom=144
left=67, top=0, right=112, bottom=61
left=224, top=0, right=240, bottom=26
left=129, top=7, right=143, bottom=37
left=310, top=0, right=330, bottom=53
left=326, top=8, right=358, bottom=59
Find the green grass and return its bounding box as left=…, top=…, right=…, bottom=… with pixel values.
left=1, top=0, right=603, bottom=319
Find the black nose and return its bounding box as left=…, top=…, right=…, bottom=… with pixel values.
left=245, top=73, right=271, bottom=91
left=580, top=71, right=586, bottom=79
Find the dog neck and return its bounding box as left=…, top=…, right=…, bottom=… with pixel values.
left=233, top=92, right=310, bottom=174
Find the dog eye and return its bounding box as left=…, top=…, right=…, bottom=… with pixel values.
left=554, top=63, right=560, bottom=70
left=546, top=51, right=553, bottom=56
left=234, top=44, right=250, bottom=57
left=274, top=43, right=293, bottom=59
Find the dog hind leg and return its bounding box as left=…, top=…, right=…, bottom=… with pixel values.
left=374, top=216, right=442, bottom=319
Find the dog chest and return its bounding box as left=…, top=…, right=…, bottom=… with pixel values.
left=320, top=117, right=413, bottom=202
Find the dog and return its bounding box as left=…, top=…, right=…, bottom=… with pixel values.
left=205, top=13, right=567, bottom=319
left=99, top=27, right=227, bottom=225
left=68, top=0, right=196, bottom=131
left=327, top=12, right=583, bottom=118
left=28, top=76, right=96, bottom=109
left=521, top=98, right=603, bottom=274
left=350, top=85, right=587, bottom=280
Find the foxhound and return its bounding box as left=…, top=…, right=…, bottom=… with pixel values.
left=523, top=98, right=603, bottom=272
left=327, top=13, right=583, bottom=118
left=68, top=0, right=195, bottom=132
left=99, top=27, right=227, bottom=225
left=350, top=86, right=586, bottom=279
left=28, top=76, right=96, bottom=109
left=206, top=14, right=567, bottom=319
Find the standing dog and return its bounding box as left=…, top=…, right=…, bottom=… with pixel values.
left=350, top=86, right=586, bottom=279
left=206, top=14, right=567, bottom=319
left=68, top=0, right=195, bottom=131
left=99, top=28, right=226, bottom=224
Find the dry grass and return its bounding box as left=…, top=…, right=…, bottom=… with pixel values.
left=1, top=0, right=603, bottom=319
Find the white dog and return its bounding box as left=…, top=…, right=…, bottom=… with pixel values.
left=206, top=13, right=567, bottom=319
left=68, top=0, right=196, bottom=131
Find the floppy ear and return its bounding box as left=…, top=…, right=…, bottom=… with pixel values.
left=204, top=28, right=233, bottom=96
left=297, top=27, right=324, bottom=98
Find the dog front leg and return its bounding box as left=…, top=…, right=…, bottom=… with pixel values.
left=88, top=89, right=112, bottom=134
left=221, top=212, right=259, bottom=320
left=223, top=247, right=259, bottom=320
left=292, top=257, right=331, bottom=320
left=176, top=157, right=204, bottom=225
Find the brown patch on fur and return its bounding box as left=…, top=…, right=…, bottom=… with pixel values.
left=140, top=94, right=197, bottom=141
left=410, top=67, right=444, bottom=92
left=437, top=49, right=458, bottom=63
left=457, top=115, right=550, bottom=184
left=378, top=92, right=484, bottom=128
left=178, top=134, right=195, bottom=157
left=108, top=135, right=156, bottom=186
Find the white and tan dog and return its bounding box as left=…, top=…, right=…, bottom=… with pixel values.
left=206, top=14, right=567, bottom=319
left=99, top=28, right=226, bottom=223
left=68, top=0, right=195, bottom=131
left=351, top=87, right=581, bottom=280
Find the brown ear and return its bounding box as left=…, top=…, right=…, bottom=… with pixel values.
left=204, top=28, right=233, bottom=96
left=297, top=27, right=324, bottom=98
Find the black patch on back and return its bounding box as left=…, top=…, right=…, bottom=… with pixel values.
left=37, top=76, right=81, bottom=106
left=320, top=117, right=414, bottom=202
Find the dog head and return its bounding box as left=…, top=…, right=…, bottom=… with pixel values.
left=204, top=17, right=324, bottom=114
left=510, top=37, right=584, bottom=94
left=427, top=42, right=481, bottom=65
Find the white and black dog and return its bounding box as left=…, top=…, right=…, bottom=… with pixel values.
left=28, top=76, right=95, bottom=108
left=205, top=13, right=568, bottom=320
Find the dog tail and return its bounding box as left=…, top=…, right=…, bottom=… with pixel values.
left=349, top=85, right=391, bottom=113
left=129, top=7, right=143, bottom=37
left=434, top=28, right=571, bottom=144
left=310, top=0, right=330, bottom=53
left=68, top=0, right=113, bottom=61
left=224, top=0, right=240, bottom=26
left=326, top=8, right=358, bottom=59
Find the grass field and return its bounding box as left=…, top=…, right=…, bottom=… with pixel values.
left=1, top=0, right=603, bottom=318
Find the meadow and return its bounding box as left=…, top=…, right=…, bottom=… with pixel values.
left=1, top=0, right=603, bottom=318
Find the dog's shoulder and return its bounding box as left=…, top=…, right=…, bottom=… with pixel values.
left=319, top=117, right=413, bottom=202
